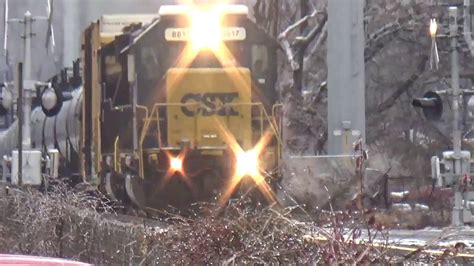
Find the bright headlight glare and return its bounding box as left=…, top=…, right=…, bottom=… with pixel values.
left=42, top=88, right=57, bottom=111
left=190, top=8, right=222, bottom=51
left=236, top=150, right=260, bottom=177
left=170, top=157, right=183, bottom=173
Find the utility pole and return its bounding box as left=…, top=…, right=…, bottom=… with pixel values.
left=451, top=6, right=461, bottom=166
left=449, top=6, right=468, bottom=226
left=21, top=11, right=33, bottom=149
left=419, top=6, right=474, bottom=226
left=449, top=7, right=461, bottom=183
left=62, top=0, right=80, bottom=68
left=327, top=0, right=366, bottom=155
left=17, top=62, right=22, bottom=186
left=5, top=3, right=54, bottom=149
left=2, top=2, right=56, bottom=186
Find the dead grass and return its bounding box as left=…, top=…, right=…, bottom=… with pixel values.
left=0, top=181, right=115, bottom=257
left=0, top=182, right=468, bottom=264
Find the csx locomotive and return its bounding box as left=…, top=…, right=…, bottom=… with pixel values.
left=5, top=3, right=282, bottom=209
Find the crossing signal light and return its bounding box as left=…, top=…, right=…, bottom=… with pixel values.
left=412, top=91, right=443, bottom=121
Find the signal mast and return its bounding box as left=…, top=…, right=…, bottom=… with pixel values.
left=412, top=3, right=474, bottom=225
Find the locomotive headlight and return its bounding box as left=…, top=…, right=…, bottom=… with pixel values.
left=190, top=8, right=222, bottom=51
left=218, top=128, right=276, bottom=205
left=170, top=156, right=183, bottom=173
left=235, top=150, right=261, bottom=181
left=41, top=87, right=57, bottom=111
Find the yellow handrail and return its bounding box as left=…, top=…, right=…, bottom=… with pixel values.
left=272, top=103, right=283, bottom=159
left=112, top=104, right=149, bottom=121
left=138, top=102, right=199, bottom=177
left=272, top=103, right=283, bottom=127
left=112, top=104, right=149, bottom=177
left=137, top=102, right=283, bottom=177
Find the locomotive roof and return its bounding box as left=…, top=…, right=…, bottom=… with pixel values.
left=119, top=4, right=277, bottom=55
left=158, top=4, right=249, bottom=17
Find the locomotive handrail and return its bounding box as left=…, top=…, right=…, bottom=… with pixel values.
left=272, top=103, right=283, bottom=159
left=272, top=103, right=283, bottom=125
left=138, top=102, right=282, bottom=177
left=138, top=102, right=199, bottom=177
left=107, top=104, right=149, bottom=176
left=139, top=102, right=200, bottom=148
left=112, top=104, right=149, bottom=119
left=140, top=102, right=282, bottom=148
left=201, top=102, right=282, bottom=144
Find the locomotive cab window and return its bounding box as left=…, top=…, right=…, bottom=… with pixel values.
left=251, top=45, right=268, bottom=85
left=104, top=55, right=122, bottom=83
left=139, top=46, right=160, bottom=81
left=102, top=55, right=116, bottom=102
left=102, top=54, right=129, bottom=106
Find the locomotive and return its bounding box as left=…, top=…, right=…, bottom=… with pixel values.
left=3, top=3, right=282, bottom=209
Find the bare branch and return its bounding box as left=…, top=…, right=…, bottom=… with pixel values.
left=303, top=21, right=327, bottom=68
left=298, top=13, right=328, bottom=47
left=377, top=56, right=428, bottom=112
left=278, top=8, right=320, bottom=71
left=365, top=22, right=402, bottom=63
left=279, top=12, right=328, bottom=75
left=278, top=8, right=318, bottom=40
left=280, top=38, right=299, bottom=70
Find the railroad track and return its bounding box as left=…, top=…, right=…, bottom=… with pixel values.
left=109, top=208, right=474, bottom=256
left=307, top=226, right=474, bottom=259
left=386, top=227, right=474, bottom=248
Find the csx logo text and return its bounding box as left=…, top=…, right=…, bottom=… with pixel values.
left=180, top=92, right=239, bottom=117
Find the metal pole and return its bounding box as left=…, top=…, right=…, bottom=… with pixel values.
left=132, top=78, right=138, bottom=154
left=451, top=7, right=462, bottom=161
left=17, top=62, right=23, bottom=186
left=62, top=0, right=78, bottom=68
left=449, top=6, right=464, bottom=226
left=327, top=0, right=366, bottom=155
left=22, top=11, right=32, bottom=149
left=23, top=12, right=31, bottom=82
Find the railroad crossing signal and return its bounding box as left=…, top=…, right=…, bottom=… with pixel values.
left=414, top=5, right=474, bottom=226
left=411, top=91, right=443, bottom=121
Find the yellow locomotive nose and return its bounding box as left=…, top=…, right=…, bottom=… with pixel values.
left=166, top=68, right=252, bottom=150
